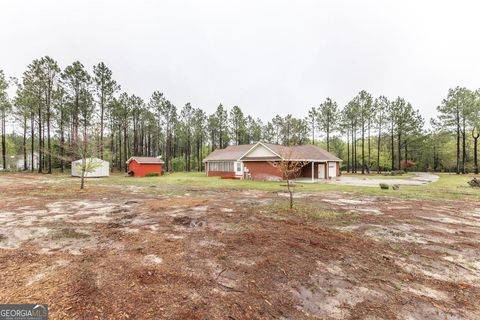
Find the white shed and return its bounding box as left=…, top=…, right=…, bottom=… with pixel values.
left=71, top=158, right=110, bottom=178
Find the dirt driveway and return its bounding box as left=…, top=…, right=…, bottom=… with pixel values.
left=0, top=174, right=479, bottom=319
left=324, top=172, right=439, bottom=187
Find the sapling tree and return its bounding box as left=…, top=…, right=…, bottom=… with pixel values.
left=75, top=87, right=97, bottom=190
left=271, top=146, right=308, bottom=210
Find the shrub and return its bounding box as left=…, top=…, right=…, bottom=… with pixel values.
left=145, top=172, right=159, bottom=177
left=171, top=157, right=185, bottom=172
left=379, top=183, right=389, bottom=190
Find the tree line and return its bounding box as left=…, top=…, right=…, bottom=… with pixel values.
left=0, top=57, right=479, bottom=174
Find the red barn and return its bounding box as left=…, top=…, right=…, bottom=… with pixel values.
left=126, top=157, right=164, bottom=177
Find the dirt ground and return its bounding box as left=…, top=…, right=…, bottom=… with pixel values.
left=0, top=174, right=479, bottom=319
left=323, top=172, right=439, bottom=187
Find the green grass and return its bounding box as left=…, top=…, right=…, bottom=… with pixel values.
left=20, top=171, right=479, bottom=202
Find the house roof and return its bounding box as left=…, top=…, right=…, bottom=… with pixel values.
left=203, top=142, right=342, bottom=162
left=126, top=157, right=165, bottom=164
left=203, top=144, right=255, bottom=162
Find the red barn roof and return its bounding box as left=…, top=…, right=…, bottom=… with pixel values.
left=126, top=157, right=165, bottom=164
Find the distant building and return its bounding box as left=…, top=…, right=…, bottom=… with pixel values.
left=9, top=153, right=39, bottom=171
left=126, top=157, right=164, bottom=177
left=71, top=158, right=110, bottom=177
left=203, top=142, right=342, bottom=181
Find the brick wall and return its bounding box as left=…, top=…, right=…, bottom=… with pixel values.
left=243, top=161, right=283, bottom=180
left=300, top=162, right=318, bottom=179
left=207, top=170, right=236, bottom=178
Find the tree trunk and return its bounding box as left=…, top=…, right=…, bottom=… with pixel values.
left=124, top=124, right=128, bottom=173
left=118, top=126, right=123, bottom=172
left=31, top=114, right=35, bottom=172
left=100, top=91, right=105, bottom=159
left=473, top=130, right=479, bottom=174
left=47, top=108, right=52, bottom=174
left=23, top=114, right=27, bottom=171
left=60, top=110, right=65, bottom=173
left=390, top=123, right=395, bottom=171
left=367, top=121, right=372, bottom=174
left=377, top=123, right=381, bottom=174
left=346, top=128, right=350, bottom=173
left=287, top=180, right=294, bottom=210
left=361, top=123, right=365, bottom=174
left=462, top=118, right=466, bottom=174
left=80, top=158, right=86, bottom=190
left=456, top=123, right=460, bottom=174
left=353, top=128, right=357, bottom=173
left=1, top=110, right=6, bottom=169
left=397, top=131, right=402, bottom=170
left=311, top=122, right=315, bottom=144
left=326, top=121, right=330, bottom=152
left=38, top=100, right=43, bottom=174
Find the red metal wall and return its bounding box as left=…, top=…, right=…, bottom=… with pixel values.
left=128, top=160, right=163, bottom=177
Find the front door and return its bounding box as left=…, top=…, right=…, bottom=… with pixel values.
left=318, top=163, right=326, bottom=179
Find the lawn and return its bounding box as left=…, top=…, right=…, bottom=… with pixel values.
left=88, top=171, right=479, bottom=202
left=2, top=170, right=476, bottom=201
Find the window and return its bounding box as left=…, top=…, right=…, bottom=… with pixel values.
left=236, top=162, right=242, bottom=172
left=208, top=161, right=234, bottom=172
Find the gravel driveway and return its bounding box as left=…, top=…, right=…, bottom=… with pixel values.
left=326, top=172, right=439, bottom=187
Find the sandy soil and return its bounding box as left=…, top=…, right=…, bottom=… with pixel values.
left=0, top=174, right=479, bottom=319
left=322, top=172, right=439, bottom=187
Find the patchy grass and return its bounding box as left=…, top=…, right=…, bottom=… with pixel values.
left=93, top=172, right=480, bottom=202
left=5, top=171, right=477, bottom=202
left=145, top=197, right=208, bottom=210
left=342, top=172, right=415, bottom=179
left=51, top=228, right=90, bottom=240
left=0, top=234, right=6, bottom=242
left=257, top=202, right=359, bottom=226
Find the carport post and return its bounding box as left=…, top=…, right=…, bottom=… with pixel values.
left=311, top=161, right=314, bottom=181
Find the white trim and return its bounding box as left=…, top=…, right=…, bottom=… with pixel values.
left=235, top=142, right=260, bottom=161
left=311, top=161, right=315, bottom=181
left=237, top=142, right=283, bottom=161
left=284, top=159, right=342, bottom=162
left=234, top=161, right=243, bottom=176
left=318, top=163, right=326, bottom=179
left=126, top=157, right=165, bottom=165
left=237, top=158, right=280, bottom=162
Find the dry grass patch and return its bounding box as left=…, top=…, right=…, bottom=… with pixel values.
left=51, top=228, right=90, bottom=240
left=145, top=197, right=208, bottom=210
left=257, top=202, right=359, bottom=226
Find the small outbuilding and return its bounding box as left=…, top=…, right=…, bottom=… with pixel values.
left=126, top=157, right=164, bottom=177
left=71, top=157, right=110, bottom=178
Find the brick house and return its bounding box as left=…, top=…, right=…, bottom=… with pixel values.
left=203, top=142, right=342, bottom=181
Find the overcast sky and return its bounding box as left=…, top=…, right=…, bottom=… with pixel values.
left=1, top=0, right=479, bottom=124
